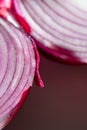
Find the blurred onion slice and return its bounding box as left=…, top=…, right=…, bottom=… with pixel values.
left=13, top=0, right=87, bottom=64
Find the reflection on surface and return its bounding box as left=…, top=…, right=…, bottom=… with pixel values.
left=5, top=53, right=87, bottom=130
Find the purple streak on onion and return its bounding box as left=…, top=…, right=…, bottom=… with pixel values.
left=12, top=0, right=87, bottom=64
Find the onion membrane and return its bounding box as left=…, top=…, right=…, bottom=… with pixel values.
left=13, top=0, right=87, bottom=64
left=0, top=17, right=43, bottom=129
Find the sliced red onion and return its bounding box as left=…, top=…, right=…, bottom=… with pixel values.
left=0, top=17, right=38, bottom=129
left=13, top=0, right=87, bottom=64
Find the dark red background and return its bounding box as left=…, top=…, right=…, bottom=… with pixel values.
left=4, top=53, right=87, bottom=130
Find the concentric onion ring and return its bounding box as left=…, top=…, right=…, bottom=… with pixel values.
left=0, top=17, right=36, bottom=129
left=13, top=0, right=87, bottom=64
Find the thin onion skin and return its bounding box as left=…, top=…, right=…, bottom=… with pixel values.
left=0, top=17, right=37, bottom=129
left=12, top=0, right=87, bottom=64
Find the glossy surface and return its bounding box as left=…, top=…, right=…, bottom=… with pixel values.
left=4, top=53, right=87, bottom=130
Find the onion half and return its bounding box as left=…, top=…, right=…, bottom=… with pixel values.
left=0, top=17, right=43, bottom=129
left=13, top=0, right=87, bottom=64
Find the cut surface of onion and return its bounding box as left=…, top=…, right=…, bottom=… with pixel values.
left=0, top=0, right=11, bottom=9
left=0, top=17, right=36, bottom=130
left=13, top=0, right=87, bottom=63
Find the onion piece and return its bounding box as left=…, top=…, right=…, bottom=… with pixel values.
left=13, top=0, right=87, bottom=64
left=0, top=17, right=36, bottom=130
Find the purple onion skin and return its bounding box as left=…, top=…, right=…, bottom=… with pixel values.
left=32, top=39, right=44, bottom=87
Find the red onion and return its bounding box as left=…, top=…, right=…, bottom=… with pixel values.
left=13, top=0, right=87, bottom=64
left=0, top=17, right=43, bottom=129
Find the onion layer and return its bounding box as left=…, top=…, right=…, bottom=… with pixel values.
left=13, top=0, right=87, bottom=64
left=0, top=17, right=36, bottom=129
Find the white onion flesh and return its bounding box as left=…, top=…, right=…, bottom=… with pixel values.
left=13, top=0, right=87, bottom=63
left=0, top=17, right=36, bottom=129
